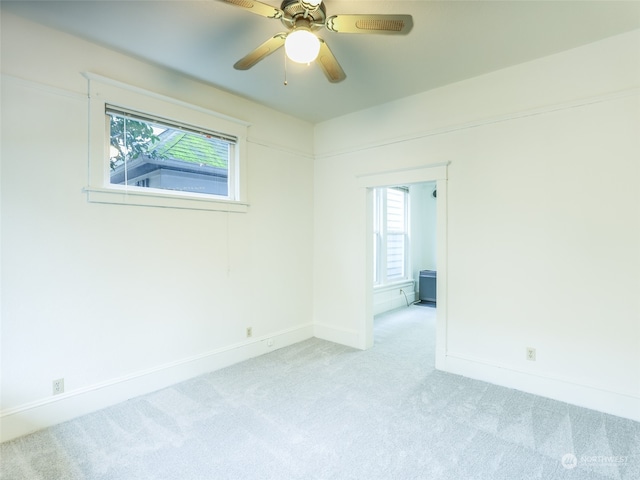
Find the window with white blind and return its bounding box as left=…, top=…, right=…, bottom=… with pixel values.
left=107, top=106, right=236, bottom=199
left=373, top=186, right=409, bottom=285
left=84, top=73, right=248, bottom=212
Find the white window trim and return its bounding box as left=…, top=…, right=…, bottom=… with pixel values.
left=82, top=72, right=250, bottom=212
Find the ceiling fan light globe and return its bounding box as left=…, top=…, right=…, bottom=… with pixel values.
left=301, top=0, right=322, bottom=10
left=285, top=28, right=321, bottom=64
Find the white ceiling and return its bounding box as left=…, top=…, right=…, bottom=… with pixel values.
left=3, top=0, right=639, bottom=123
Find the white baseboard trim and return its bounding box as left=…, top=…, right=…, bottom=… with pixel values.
left=0, top=323, right=314, bottom=443
left=442, top=353, right=640, bottom=422
left=373, top=281, right=416, bottom=316
left=313, top=322, right=362, bottom=350
left=373, top=292, right=417, bottom=316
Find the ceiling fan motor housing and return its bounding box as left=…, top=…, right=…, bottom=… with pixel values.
left=280, top=0, right=326, bottom=31
left=226, top=0, right=412, bottom=83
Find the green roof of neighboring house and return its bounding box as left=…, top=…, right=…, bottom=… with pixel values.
left=148, top=130, right=229, bottom=168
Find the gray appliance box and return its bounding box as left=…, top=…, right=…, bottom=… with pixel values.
left=419, top=270, right=437, bottom=303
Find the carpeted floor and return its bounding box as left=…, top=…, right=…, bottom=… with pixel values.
left=1, top=305, right=639, bottom=479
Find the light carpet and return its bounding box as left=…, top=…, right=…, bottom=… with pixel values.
left=1, top=306, right=639, bottom=479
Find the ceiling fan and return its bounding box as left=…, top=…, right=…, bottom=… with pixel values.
left=221, top=0, right=413, bottom=83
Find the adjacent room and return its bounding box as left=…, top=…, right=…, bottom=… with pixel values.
left=1, top=1, right=639, bottom=479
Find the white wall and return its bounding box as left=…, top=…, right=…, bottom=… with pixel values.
left=410, top=183, right=437, bottom=288
left=2, top=13, right=638, bottom=444
left=313, top=30, right=640, bottom=421
left=0, top=13, right=315, bottom=441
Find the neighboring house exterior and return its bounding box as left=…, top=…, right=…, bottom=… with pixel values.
left=110, top=129, right=230, bottom=196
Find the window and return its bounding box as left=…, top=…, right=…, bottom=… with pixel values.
left=84, top=73, right=248, bottom=212
left=107, top=106, right=235, bottom=198
left=373, top=186, right=409, bottom=285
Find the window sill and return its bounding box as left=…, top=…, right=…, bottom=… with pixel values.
left=83, top=186, right=249, bottom=213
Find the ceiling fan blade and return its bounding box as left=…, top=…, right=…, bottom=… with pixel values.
left=316, top=39, right=346, bottom=83
left=234, top=33, right=286, bottom=70
left=221, top=0, right=283, bottom=19
left=326, top=14, right=413, bottom=35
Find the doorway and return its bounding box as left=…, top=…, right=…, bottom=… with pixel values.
left=371, top=182, right=437, bottom=313
left=358, top=163, right=448, bottom=370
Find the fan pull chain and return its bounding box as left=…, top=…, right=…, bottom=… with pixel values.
left=284, top=51, right=288, bottom=86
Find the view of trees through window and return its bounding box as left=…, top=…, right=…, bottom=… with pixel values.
left=107, top=108, right=233, bottom=197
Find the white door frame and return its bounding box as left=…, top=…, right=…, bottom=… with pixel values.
left=357, top=162, right=448, bottom=369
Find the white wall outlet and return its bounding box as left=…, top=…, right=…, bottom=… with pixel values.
left=246, top=327, right=252, bottom=338
left=53, top=378, right=64, bottom=395
left=526, top=347, right=536, bottom=361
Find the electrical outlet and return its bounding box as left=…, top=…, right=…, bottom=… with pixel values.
left=246, top=327, right=252, bottom=338
left=526, top=347, right=536, bottom=361
left=53, top=378, right=64, bottom=395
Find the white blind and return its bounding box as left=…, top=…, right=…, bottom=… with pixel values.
left=106, top=105, right=237, bottom=144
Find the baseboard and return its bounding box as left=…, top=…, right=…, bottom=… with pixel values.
left=373, top=293, right=417, bottom=316
left=373, top=281, right=416, bottom=316
left=0, top=323, right=314, bottom=443
left=313, top=322, right=363, bottom=350
left=443, top=353, right=640, bottom=422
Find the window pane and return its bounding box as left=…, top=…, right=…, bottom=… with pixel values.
left=387, top=233, right=405, bottom=279
left=373, top=232, right=381, bottom=284
left=373, top=186, right=408, bottom=285
left=108, top=112, right=231, bottom=197
left=386, top=188, right=405, bottom=232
